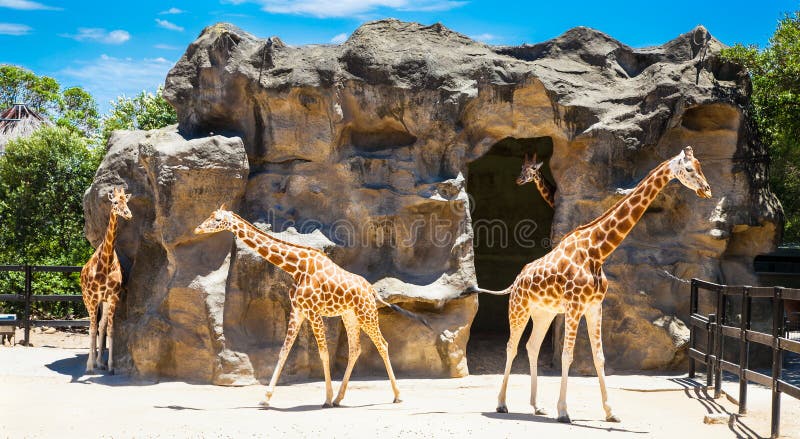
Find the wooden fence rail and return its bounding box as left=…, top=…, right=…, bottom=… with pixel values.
left=689, top=278, right=800, bottom=438
left=0, top=265, right=86, bottom=346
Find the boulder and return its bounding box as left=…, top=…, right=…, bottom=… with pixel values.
left=85, top=19, right=781, bottom=383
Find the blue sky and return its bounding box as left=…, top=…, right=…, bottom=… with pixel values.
left=1, top=0, right=797, bottom=113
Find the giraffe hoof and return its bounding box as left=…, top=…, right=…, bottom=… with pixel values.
left=322, top=402, right=334, bottom=408
left=108, top=369, right=115, bottom=376
left=392, top=398, right=402, bottom=404
left=496, top=405, right=508, bottom=413
left=606, top=414, right=621, bottom=423
left=96, top=364, right=107, bottom=371
left=557, top=415, right=572, bottom=424
left=258, top=400, right=270, bottom=408
left=534, top=408, right=548, bottom=416
left=332, top=401, right=341, bottom=407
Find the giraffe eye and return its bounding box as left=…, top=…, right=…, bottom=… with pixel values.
left=685, top=167, right=694, bottom=173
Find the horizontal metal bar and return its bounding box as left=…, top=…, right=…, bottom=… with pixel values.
left=783, top=289, right=800, bottom=301
left=690, top=314, right=709, bottom=328
left=744, top=369, right=773, bottom=387
left=0, top=265, right=25, bottom=272
left=30, top=266, right=81, bottom=273
left=746, top=330, right=773, bottom=347
left=29, top=295, right=82, bottom=302
left=688, top=348, right=708, bottom=363
left=778, top=380, right=800, bottom=400
left=30, top=320, right=88, bottom=327
left=693, top=279, right=724, bottom=291
left=0, top=294, right=23, bottom=301
left=720, top=359, right=740, bottom=376
left=779, top=337, right=800, bottom=355
left=749, top=287, right=776, bottom=298
left=722, top=286, right=746, bottom=296
left=721, top=325, right=741, bottom=339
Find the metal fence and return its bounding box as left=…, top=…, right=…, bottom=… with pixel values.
left=688, top=278, right=800, bottom=438
left=0, top=265, right=86, bottom=345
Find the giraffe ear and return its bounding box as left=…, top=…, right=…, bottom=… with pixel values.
left=125, top=193, right=132, bottom=202
left=107, top=191, right=114, bottom=201
left=683, top=146, right=694, bottom=159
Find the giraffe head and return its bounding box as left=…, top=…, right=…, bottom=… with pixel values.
left=516, top=153, right=545, bottom=186
left=669, top=146, right=712, bottom=198
left=107, top=187, right=132, bottom=220
left=194, top=205, right=235, bottom=235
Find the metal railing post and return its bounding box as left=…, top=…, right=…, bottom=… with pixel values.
left=739, top=286, right=751, bottom=415
left=689, top=279, right=698, bottom=379
left=714, top=287, right=725, bottom=399
left=22, top=264, right=32, bottom=346
left=707, top=313, right=716, bottom=388
left=771, top=287, right=784, bottom=438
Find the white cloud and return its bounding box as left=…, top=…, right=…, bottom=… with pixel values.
left=154, top=43, right=181, bottom=50
left=60, top=55, right=174, bottom=113
left=62, top=28, right=130, bottom=44
left=469, top=33, right=497, bottom=42
left=159, top=7, right=185, bottom=14
left=0, top=0, right=60, bottom=10
left=0, top=23, right=31, bottom=35
left=229, top=0, right=466, bottom=18
left=155, top=19, right=184, bottom=32
left=330, top=33, right=348, bottom=44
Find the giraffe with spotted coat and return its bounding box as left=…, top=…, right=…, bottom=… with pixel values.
left=466, top=146, right=712, bottom=423
left=194, top=207, right=429, bottom=408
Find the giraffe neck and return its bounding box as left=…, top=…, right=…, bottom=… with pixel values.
left=587, top=161, right=674, bottom=261
left=228, top=214, right=313, bottom=280
left=533, top=177, right=555, bottom=208
left=99, top=212, right=119, bottom=267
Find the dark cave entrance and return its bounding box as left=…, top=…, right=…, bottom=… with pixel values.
left=466, top=136, right=556, bottom=374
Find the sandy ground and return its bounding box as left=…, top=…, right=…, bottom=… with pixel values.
left=1, top=331, right=799, bottom=438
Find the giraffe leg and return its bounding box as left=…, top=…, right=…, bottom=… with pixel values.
left=527, top=309, right=557, bottom=416
left=363, top=319, right=401, bottom=403
left=333, top=311, right=361, bottom=406
left=497, top=300, right=529, bottom=413
left=308, top=314, right=334, bottom=408
left=85, top=304, right=97, bottom=373
left=556, top=309, right=581, bottom=423
left=105, top=301, right=118, bottom=375
left=262, top=307, right=305, bottom=407
left=96, top=302, right=109, bottom=370
left=585, top=302, right=619, bottom=422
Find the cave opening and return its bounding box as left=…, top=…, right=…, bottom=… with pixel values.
left=466, top=136, right=556, bottom=374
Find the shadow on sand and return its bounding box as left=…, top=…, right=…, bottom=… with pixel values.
left=669, top=377, right=762, bottom=439
left=44, top=351, right=151, bottom=386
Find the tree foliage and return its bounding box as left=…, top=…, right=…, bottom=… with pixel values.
left=721, top=12, right=800, bottom=243
left=101, top=87, right=177, bottom=142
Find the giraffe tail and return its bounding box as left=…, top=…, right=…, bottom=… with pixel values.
left=460, top=285, right=511, bottom=297
left=374, top=293, right=432, bottom=330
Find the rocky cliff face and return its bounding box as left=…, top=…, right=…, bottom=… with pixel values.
left=85, top=19, right=782, bottom=383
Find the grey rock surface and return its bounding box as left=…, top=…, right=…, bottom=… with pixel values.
left=86, top=19, right=781, bottom=382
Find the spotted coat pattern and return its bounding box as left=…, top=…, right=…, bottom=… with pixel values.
left=80, top=187, right=132, bottom=374
left=517, top=153, right=556, bottom=208
left=493, top=147, right=711, bottom=423
left=194, top=210, right=403, bottom=407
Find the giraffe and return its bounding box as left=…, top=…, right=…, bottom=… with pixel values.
left=194, top=207, right=430, bottom=407
left=80, top=187, right=132, bottom=374
left=517, top=153, right=556, bottom=208
left=466, top=146, right=711, bottom=423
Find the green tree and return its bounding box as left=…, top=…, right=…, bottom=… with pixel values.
left=722, top=12, right=800, bottom=243
left=58, top=86, right=100, bottom=137
left=102, top=87, right=177, bottom=142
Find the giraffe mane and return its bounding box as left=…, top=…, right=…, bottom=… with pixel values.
left=570, top=159, right=670, bottom=233
left=230, top=212, right=326, bottom=254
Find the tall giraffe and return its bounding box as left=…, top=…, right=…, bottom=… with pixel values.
left=80, top=187, right=132, bottom=374
left=466, top=146, right=711, bottom=423
left=194, top=208, right=430, bottom=407
left=517, top=153, right=555, bottom=208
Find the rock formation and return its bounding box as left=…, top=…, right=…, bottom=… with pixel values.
left=84, top=19, right=782, bottom=383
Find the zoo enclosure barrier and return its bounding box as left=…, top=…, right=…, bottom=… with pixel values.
left=0, top=265, right=86, bottom=346
left=688, top=278, right=800, bottom=438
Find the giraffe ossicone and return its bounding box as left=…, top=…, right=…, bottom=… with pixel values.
left=80, top=186, right=132, bottom=375
left=467, top=145, right=711, bottom=423
left=194, top=207, right=430, bottom=407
